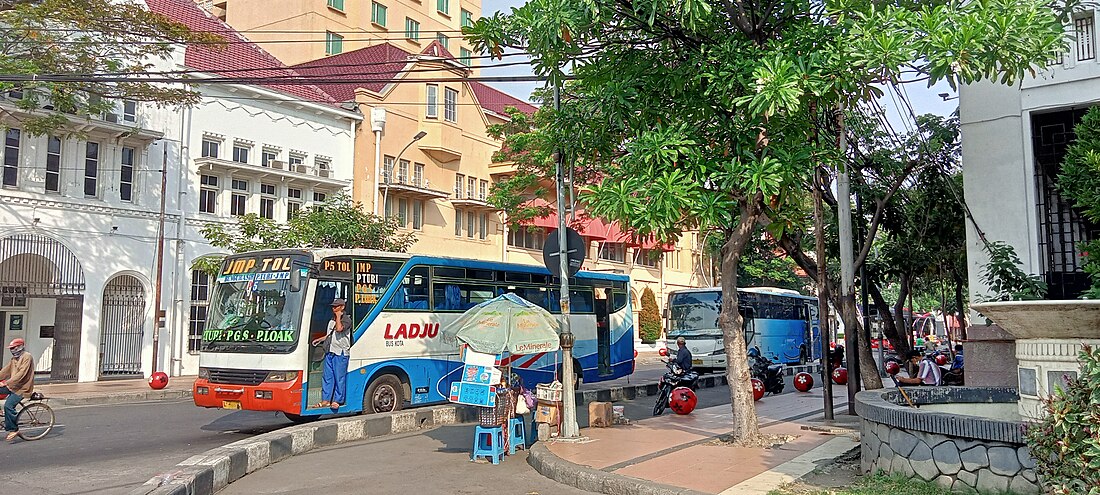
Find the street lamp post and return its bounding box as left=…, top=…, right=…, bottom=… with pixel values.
left=379, top=131, right=426, bottom=217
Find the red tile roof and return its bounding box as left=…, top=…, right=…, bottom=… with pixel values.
left=293, top=41, right=538, bottom=116
left=469, top=81, right=537, bottom=116
left=292, top=44, right=412, bottom=101
left=145, top=0, right=341, bottom=107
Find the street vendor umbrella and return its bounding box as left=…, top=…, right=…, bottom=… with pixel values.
left=442, top=293, right=561, bottom=355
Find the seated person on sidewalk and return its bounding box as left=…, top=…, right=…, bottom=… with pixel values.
left=895, top=350, right=941, bottom=386
left=0, top=338, right=34, bottom=442
left=674, top=337, right=693, bottom=373
left=951, top=344, right=964, bottom=370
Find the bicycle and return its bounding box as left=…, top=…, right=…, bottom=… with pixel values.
left=3, top=392, right=55, bottom=441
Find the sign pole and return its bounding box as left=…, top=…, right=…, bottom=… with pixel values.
left=554, top=83, right=580, bottom=439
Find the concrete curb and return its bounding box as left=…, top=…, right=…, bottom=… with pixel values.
left=575, top=364, right=819, bottom=405
left=48, top=389, right=192, bottom=407
left=527, top=443, right=710, bottom=495
left=128, top=404, right=476, bottom=495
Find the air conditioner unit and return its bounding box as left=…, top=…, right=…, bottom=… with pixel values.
left=396, top=173, right=406, bottom=184
left=269, top=160, right=286, bottom=170
left=293, top=163, right=307, bottom=174
left=317, top=168, right=331, bottom=178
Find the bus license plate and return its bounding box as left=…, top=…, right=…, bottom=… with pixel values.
left=222, top=400, right=241, bottom=410
left=692, top=359, right=703, bottom=365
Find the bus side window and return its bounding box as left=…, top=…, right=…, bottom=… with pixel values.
left=570, top=289, right=594, bottom=313
left=611, top=291, right=628, bottom=312
left=386, top=266, right=430, bottom=310
left=433, top=283, right=495, bottom=310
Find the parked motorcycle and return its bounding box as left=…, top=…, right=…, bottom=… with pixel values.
left=749, top=347, right=784, bottom=395
left=653, top=360, right=700, bottom=416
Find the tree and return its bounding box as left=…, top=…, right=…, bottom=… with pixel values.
left=639, top=287, right=662, bottom=343
left=0, top=0, right=221, bottom=135
left=1058, top=106, right=1100, bottom=299
left=468, top=0, right=1070, bottom=444
left=193, top=194, right=417, bottom=274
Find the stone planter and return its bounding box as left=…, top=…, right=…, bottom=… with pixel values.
left=855, top=387, right=1039, bottom=494
left=971, top=300, right=1100, bottom=419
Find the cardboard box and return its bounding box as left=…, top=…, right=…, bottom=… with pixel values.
left=534, top=401, right=560, bottom=424
left=448, top=382, right=497, bottom=407
left=588, top=401, right=613, bottom=428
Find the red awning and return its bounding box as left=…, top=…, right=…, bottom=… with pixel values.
left=518, top=199, right=608, bottom=241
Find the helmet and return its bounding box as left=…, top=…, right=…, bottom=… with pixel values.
left=747, top=347, right=760, bottom=358
left=8, top=338, right=25, bottom=349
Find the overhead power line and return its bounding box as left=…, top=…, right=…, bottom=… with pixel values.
left=0, top=73, right=556, bottom=85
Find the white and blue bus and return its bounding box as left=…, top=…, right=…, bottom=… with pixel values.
left=193, top=249, right=634, bottom=420
left=665, top=287, right=821, bottom=373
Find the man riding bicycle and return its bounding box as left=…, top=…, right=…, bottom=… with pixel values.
left=0, top=338, right=35, bottom=441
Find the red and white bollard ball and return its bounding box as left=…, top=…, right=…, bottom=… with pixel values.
left=751, top=378, right=765, bottom=401
left=669, top=386, right=698, bottom=415
left=832, top=367, right=848, bottom=385
left=149, top=371, right=169, bottom=390
left=794, top=371, right=814, bottom=392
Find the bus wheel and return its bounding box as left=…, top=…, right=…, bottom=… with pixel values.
left=284, top=413, right=320, bottom=424
left=365, top=375, right=404, bottom=414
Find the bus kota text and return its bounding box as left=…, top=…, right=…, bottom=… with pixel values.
left=191, top=249, right=634, bottom=420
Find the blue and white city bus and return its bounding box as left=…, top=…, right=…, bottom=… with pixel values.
left=665, top=287, right=820, bottom=373
left=193, top=249, right=634, bottom=421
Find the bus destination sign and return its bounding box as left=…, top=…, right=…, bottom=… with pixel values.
left=217, top=255, right=295, bottom=283
left=201, top=328, right=295, bottom=343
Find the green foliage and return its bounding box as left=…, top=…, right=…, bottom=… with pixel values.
left=193, top=194, right=417, bottom=275
left=1024, top=345, right=1100, bottom=495
left=0, top=0, right=223, bottom=134
left=1058, top=106, right=1100, bottom=299
left=638, top=287, right=662, bottom=343
left=738, top=234, right=808, bottom=291
left=978, top=241, right=1047, bottom=302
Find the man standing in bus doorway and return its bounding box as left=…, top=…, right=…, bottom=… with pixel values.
left=312, top=298, right=352, bottom=409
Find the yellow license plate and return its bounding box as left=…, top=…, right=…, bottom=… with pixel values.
left=222, top=400, right=241, bottom=410
left=692, top=359, right=703, bottom=365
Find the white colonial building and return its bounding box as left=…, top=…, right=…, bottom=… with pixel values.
left=0, top=0, right=360, bottom=382
left=960, top=8, right=1100, bottom=385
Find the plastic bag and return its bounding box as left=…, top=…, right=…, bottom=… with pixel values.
left=523, top=389, right=536, bottom=409
left=515, top=394, right=530, bottom=415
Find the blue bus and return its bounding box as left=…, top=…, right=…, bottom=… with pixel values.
left=194, top=249, right=634, bottom=421
left=665, top=287, right=820, bottom=372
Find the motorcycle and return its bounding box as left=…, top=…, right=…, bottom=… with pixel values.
left=749, top=347, right=784, bottom=395
left=653, top=360, right=700, bottom=416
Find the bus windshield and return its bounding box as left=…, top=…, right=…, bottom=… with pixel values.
left=201, top=253, right=309, bottom=354
left=668, top=291, right=722, bottom=337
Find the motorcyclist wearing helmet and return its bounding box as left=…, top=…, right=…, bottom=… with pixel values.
left=1, top=338, right=35, bottom=441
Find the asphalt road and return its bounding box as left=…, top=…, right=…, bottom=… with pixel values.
left=1, top=400, right=292, bottom=495
left=0, top=361, right=811, bottom=495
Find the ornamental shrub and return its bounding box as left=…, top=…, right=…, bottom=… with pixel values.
left=1024, top=345, right=1100, bottom=495
left=1059, top=107, right=1100, bottom=299
left=639, top=287, right=661, bottom=343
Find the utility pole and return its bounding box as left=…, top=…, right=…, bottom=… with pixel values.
left=554, top=83, right=580, bottom=439
left=813, top=166, right=834, bottom=420
left=836, top=105, right=860, bottom=414
left=151, top=143, right=168, bottom=376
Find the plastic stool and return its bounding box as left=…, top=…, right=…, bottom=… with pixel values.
left=508, top=417, right=527, bottom=454
left=472, top=425, right=505, bottom=464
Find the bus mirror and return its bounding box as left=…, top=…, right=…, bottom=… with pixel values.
left=290, top=268, right=303, bottom=292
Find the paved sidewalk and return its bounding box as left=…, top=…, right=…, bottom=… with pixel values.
left=542, top=386, right=860, bottom=494
left=35, top=375, right=195, bottom=407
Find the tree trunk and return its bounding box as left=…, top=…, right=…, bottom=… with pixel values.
left=838, top=292, right=883, bottom=389
left=720, top=205, right=762, bottom=444
left=868, top=277, right=909, bottom=356
left=953, top=270, right=968, bottom=341
left=893, top=273, right=911, bottom=348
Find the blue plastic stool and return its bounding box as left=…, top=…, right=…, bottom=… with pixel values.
left=508, top=417, right=527, bottom=454
left=472, top=425, right=505, bottom=464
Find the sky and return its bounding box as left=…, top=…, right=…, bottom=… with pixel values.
left=478, top=0, right=959, bottom=131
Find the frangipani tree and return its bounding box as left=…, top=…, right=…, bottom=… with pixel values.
left=467, top=0, right=1071, bottom=443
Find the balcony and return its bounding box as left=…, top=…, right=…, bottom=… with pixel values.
left=417, top=121, right=463, bottom=162
left=380, top=173, right=449, bottom=200
left=488, top=160, right=518, bottom=177
left=0, top=92, right=163, bottom=143
left=195, top=156, right=348, bottom=189
left=449, top=187, right=497, bottom=210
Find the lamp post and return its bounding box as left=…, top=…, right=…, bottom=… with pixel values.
left=379, top=131, right=426, bottom=218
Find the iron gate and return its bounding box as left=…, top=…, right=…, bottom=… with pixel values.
left=99, top=275, right=146, bottom=377
left=52, top=296, right=83, bottom=381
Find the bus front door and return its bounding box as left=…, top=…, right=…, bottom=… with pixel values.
left=596, top=290, right=612, bottom=376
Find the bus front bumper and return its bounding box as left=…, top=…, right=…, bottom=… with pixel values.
left=193, top=375, right=302, bottom=414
